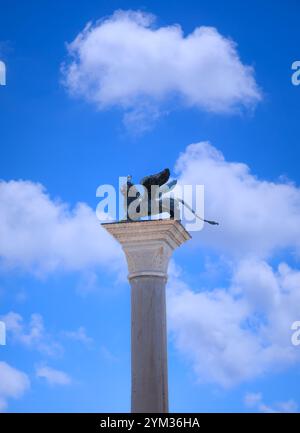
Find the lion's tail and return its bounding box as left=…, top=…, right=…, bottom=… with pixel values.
left=178, top=198, right=219, bottom=225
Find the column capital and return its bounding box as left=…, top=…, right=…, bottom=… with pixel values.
left=102, top=219, right=191, bottom=279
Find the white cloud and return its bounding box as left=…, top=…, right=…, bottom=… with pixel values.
left=0, top=362, right=30, bottom=412
left=62, top=10, right=261, bottom=128
left=274, top=400, right=299, bottom=413
left=100, top=345, right=119, bottom=363
left=2, top=311, right=62, bottom=356
left=168, top=260, right=300, bottom=387
left=167, top=142, right=300, bottom=387
left=175, top=141, right=300, bottom=258
left=168, top=271, right=260, bottom=388
left=232, top=259, right=280, bottom=312
left=0, top=180, right=123, bottom=275
left=244, top=392, right=298, bottom=413
left=62, top=326, right=93, bottom=345
left=36, top=365, right=72, bottom=386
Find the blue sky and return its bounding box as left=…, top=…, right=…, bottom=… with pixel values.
left=0, top=0, right=300, bottom=412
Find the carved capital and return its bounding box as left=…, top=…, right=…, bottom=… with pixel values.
left=102, top=220, right=191, bottom=279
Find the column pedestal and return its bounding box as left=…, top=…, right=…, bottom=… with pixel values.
left=102, top=219, right=191, bottom=413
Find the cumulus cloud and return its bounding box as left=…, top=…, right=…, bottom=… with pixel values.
left=168, top=260, right=300, bottom=387
left=36, top=365, right=72, bottom=386
left=244, top=392, right=298, bottom=413
left=62, top=326, right=93, bottom=345
left=100, top=345, right=119, bottom=363
left=0, top=362, right=30, bottom=412
left=2, top=311, right=62, bottom=356
left=175, top=141, right=300, bottom=258
left=167, top=142, right=300, bottom=387
left=0, top=180, right=123, bottom=275
left=62, top=10, right=261, bottom=129
left=232, top=259, right=280, bottom=312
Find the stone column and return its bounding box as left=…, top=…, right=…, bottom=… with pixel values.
left=102, top=219, right=191, bottom=413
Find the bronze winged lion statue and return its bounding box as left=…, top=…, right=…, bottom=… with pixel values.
left=120, top=168, right=218, bottom=225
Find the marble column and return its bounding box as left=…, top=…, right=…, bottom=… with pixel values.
left=102, top=219, right=191, bottom=413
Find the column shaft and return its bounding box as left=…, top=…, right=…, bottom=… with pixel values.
left=102, top=220, right=191, bottom=413
left=130, top=275, right=168, bottom=413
